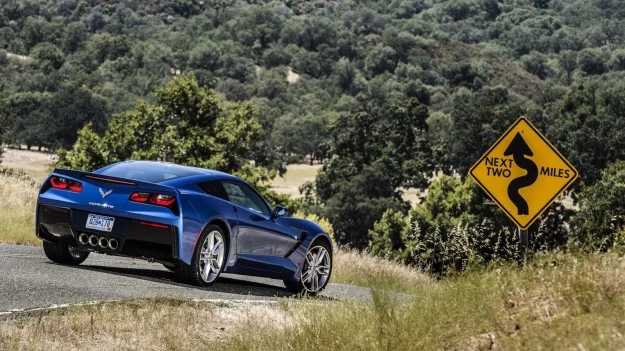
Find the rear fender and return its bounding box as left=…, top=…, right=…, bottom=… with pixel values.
left=179, top=193, right=237, bottom=266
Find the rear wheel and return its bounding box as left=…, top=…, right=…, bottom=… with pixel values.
left=284, top=240, right=332, bottom=295
left=175, top=225, right=226, bottom=287
left=43, top=240, right=89, bottom=265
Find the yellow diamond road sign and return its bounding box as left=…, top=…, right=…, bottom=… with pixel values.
left=469, top=117, right=578, bottom=229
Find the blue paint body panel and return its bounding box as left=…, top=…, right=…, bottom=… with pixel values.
left=35, top=161, right=332, bottom=283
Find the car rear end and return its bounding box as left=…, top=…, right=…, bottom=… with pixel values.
left=36, top=168, right=182, bottom=264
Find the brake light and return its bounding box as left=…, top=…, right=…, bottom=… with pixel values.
left=69, top=182, right=82, bottom=192
left=129, top=192, right=176, bottom=207
left=50, top=176, right=67, bottom=189
left=130, top=192, right=149, bottom=203
left=50, top=176, right=82, bottom=192
left=150, top=194, right=176, bottom=207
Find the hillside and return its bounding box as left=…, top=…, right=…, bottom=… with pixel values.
left=0, top=0, right=622, bottom=154
left=2, top=0, right=625, bottom=260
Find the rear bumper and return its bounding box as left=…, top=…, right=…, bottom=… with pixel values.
left=36, top=204, right=179, bottom=263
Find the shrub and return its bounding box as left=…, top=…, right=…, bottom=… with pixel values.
left=368, top=175, right=572, bottom=274
left=572, top=161, right=625, bottom=250
left=368, top=209, right=407, bottom=260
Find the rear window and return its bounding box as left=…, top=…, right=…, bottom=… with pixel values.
left=99, top=162, right=201, bottom=183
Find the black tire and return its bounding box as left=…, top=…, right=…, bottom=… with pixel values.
left=284, top=239, right=332, bottom=295
left=43, top=240, right=89, bottom=265
left=162, top=264, right=175, bottom=272
left=175, top=224, right=227, bottom=287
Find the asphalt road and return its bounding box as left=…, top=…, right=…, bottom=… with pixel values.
left=0, top=244, right=370, bottom=312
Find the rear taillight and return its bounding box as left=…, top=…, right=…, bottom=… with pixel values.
left=50, top=176, right=82, bottom=192
left=150, top=194, right=176, bottom=207
left=130, top=192, right=176, bottom=207
left=50, top=176, right=67, bottom=189
left=130, top=192, right=150, bottom=203
left=69, top=182, right=83, bottom=192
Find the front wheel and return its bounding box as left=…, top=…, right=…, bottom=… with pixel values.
left=284, top=240, right=332, bottom=295
left=175, top=225, right=227, bottom=287
left=43, top=240, right=89, bottom=265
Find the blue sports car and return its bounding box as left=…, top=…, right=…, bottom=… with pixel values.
left=36, top=161, right=333, bottom=294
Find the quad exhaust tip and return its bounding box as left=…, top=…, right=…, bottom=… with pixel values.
left=78, top=233, right=89, bottom=245
left=80, top=234, right=118, bottom=250
left=98, top=236, right=109, bottom=249
left=88, top=235, right=98, bottom=247
left=108, top=238, right=119, bottom=250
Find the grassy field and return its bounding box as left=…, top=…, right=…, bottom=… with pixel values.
left=217, top=253, right=625, bottom=351
left=0, top=298, right=291, bottom=351
left=271, top=163, right=422, bottom=204
left=0, top=168, right=39, bottom=245
left=2, top=147, right=55, bottom=181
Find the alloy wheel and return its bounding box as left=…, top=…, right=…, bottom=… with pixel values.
left=199, top=230, right=225, bottom=283
left=301, top=245, right=331, bottom=293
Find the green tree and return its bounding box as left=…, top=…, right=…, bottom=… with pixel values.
left=577, top=48, right=608, bottom=75
left=364, top=44, right=397, bottom=76
left=3, top=92, right=54, bottom=150
left=521, top=52, right=553, bottom=80
left=314, top=97, right=432, bottom=247
left=62, top=22, right=88, bottom=53
left=448, top=87, right=524, bottom=176
left=31, top=42, right=65, bottom=72
left=58, top=76, right=286, bottom=204
left=545, top=84, right=625, bottom=186
left=558, top=50, right=577, bottom=85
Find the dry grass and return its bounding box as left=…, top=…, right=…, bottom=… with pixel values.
left=2, top=147, right=56, bottom=181
left=0, top=298, right=291, bottom=351
left=270, top=163, right=321, bottom=197
left=218, top=253, right=625, bottom=351
left=6, top=52, right=34, bottom=65
left=271, top=164, right=421, bottom=204
left=0, top=169, right=40, bottom=245
left=333, top=248, right=433, bottom=294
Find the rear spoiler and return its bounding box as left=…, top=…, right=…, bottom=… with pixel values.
left=51, top=168, right=179, bottom=195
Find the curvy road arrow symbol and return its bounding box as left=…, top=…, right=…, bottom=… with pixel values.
left=504, top=132, right=538, bottom=215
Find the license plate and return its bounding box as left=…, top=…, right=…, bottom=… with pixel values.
left=85, top=214, right=115, bottom=232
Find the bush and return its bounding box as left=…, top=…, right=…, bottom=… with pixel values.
left=367, top=175, right=572, bottom=275
left=368, top=209, right=406, bottom=260
left=572, top=161, right=625, bottom=250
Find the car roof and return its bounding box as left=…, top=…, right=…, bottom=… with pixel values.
left=95, top=160, right=240, bottom=183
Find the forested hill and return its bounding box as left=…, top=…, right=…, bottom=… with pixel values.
left=1, top=0, right=624, bottom=158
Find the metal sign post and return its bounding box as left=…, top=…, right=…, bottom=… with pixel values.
left=518, top=225, right=528, bottom=263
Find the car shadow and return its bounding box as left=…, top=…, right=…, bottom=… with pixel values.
left=61, top=262, right=298, bottom=299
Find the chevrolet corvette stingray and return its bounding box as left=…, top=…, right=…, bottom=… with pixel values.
left=36, top=161, right=332, bottom=294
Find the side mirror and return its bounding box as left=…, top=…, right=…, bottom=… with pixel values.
left=272, top=205, right=289, bottom=218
